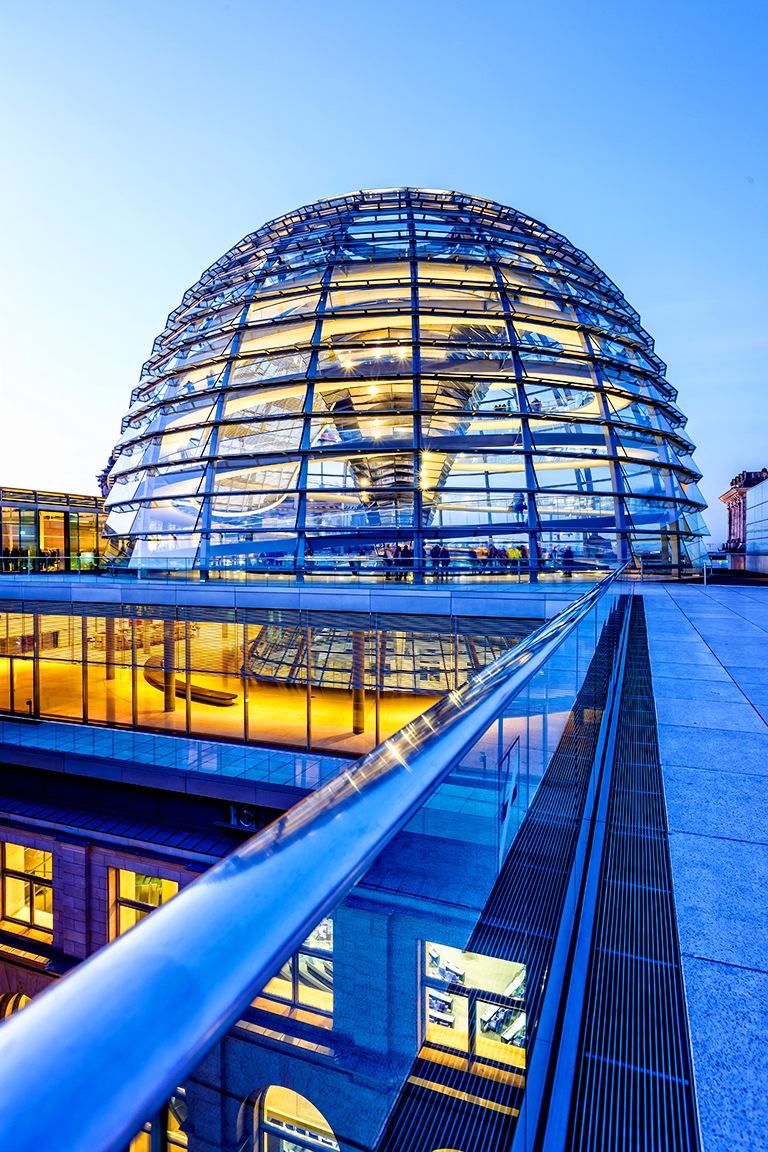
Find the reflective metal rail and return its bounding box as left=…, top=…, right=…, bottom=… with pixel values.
left=0, top=565, right=628, bottom=1152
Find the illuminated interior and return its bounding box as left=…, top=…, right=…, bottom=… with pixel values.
left=0, top=842, right=53, bottom=939
left=422, top=942, right=526, bottom=1078
left=112, top=869, right=179, bottom=938
left=257, top=1086, right=339, bottom=1151
left=0, top=607, right=531, bottom=756
left=0, top=488, right=106, bottom=572
left=258, top=915, right=334, bottom=1021
left=102, top=188, right=707, bottom=571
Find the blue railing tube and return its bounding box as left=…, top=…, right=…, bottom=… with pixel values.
left=0, top=567, right=628, bottom=1152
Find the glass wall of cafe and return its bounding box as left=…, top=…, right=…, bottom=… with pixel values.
left=0, top=605, right=531, bottom=757
left=0, top=492, right=107, bottom=572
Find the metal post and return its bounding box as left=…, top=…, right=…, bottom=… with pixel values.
left=240, top=619, right=247, bottom=744
left=306, top=620, right=312, bottom=752
left=131, top=619, right=138, bottom=728
left=81, top=617, right=88, bottom=723
left=32, top=614, right=40, bottom=716
left=352, top=629, right=365, bottom=735
left=185, top=621, right=192, bottom=737
left=163, top=620, right=176, bottom=712
left=105, top=618, right=115, bottom=681
left=374, top=623, right=381, bottom=747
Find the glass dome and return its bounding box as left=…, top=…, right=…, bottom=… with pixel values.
left=101, top=188, right=708, bottom=572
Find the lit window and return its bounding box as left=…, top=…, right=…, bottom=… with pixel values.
left=114, top=870, right=178, bottom=937
left=258, top=1086, right=339, bottom=1151
left=167, top=1088, right=188, bottom=1149
left=260, top=916, right=333, bottom=1018
left=1, top=842, right=53, bottom=938
left=422, top=941, right=526, bottom=1071
left=0, top=992, right=30, bottom=1017
left=129, top=1088, right=187, bottom=1151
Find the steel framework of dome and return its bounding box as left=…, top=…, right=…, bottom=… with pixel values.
left=102, top=188, right=708, bottom=573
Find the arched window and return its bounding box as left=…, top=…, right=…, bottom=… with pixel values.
left=254, top=1086, right=338, bottom=1151
left=0, top=991, right=30, bottom=1018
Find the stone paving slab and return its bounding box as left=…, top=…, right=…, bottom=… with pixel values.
left=651, top=676, right=747, bottom=702
left=683, top=957, right=768, bottom=1152
left=665, top=763, right=768, bottom=842
left=655, top=697, right=768, bottom=733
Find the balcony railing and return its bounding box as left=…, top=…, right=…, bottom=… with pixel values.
left=0, top=552, right=622, bottom=584
left=0, top=564, right=630, bottom=1152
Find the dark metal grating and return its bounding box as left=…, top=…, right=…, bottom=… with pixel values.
left=565, top=596, right=701, bottom=1152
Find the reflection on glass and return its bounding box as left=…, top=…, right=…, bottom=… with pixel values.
left=167, top=1088, right=188, bottom=1149
left=259, top=1086, right=340, bottom=1151
left=258, top=916, right=334, bottom=1020
left=422, top=942, right=527, bottom=1074
left=263, top=957, right=293, bottom=1004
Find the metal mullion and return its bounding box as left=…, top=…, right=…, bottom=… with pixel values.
left=581, top=331, right=633, bottom=561
left=32, top=613, right=40, bottom=716
left=81, top=616, right=89, bottom=723
left=5, top=870, right=50, bottom=886
left=296, top=260, right=334, bottom=578
left=118, top=898, right=155, bottom=915
left=131, top=618, right=138, bottom=729
left=492, top=262, right=542, bottom=579
left=196, top=264, right=274, bottom=576
left=185, top=619, right=192, bottom=738
left=305, top=613, right=312, bottom=752
left=242, top=619, right=249, bottom=744
left=406, top=191, right=423, bottom=582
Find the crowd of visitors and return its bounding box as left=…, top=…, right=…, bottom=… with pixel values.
left=1, top=547, right=62, bottom=573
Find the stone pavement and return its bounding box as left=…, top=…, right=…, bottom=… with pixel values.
left=642, top=584, right=768, bottom=1152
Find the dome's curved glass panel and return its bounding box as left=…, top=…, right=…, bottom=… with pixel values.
left=102, top=188, right=708, bottom=571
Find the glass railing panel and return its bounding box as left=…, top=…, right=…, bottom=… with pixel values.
left=0, top=569, right=631, bottom=1152
left=121, top=574, right=630, bottom=1152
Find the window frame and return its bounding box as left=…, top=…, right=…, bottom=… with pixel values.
left=0, top=840, right=53, bottom=936
left=259, top=916, right=334, bottom=1019
left=113, top=868, right=179, bottom=939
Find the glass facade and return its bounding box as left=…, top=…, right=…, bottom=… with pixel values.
left=746, top=476, right=768, bottom=556
left=102, top=188, right=707, bottom=572
left=0, top=488, right=107, bottom=573
left=0, top=602, right=535, bottom=757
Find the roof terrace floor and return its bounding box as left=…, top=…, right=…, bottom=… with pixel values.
left=641, top=583, right=768, bottom=1152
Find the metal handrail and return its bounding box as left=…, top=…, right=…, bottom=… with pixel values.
left=0, top=564, right=629, bottom=1152
left=0, top=555, right=622, bottom=583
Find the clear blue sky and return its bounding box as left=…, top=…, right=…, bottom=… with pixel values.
left=1, top=0, right=765, bottom=541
